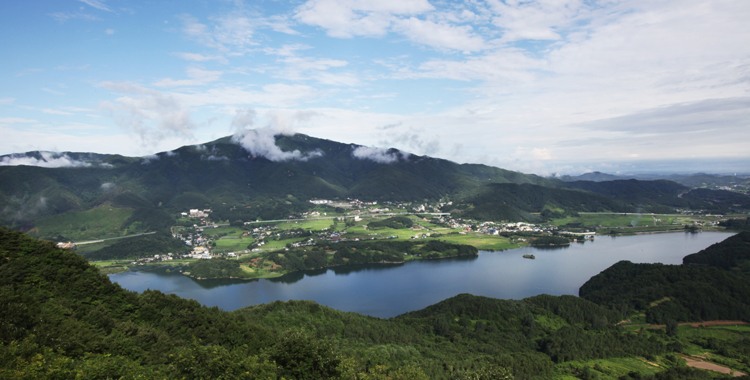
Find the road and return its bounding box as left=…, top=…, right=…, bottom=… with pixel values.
left=240, top=212, right=451, bottom=225
left=75, top=231, right=157, bottom=245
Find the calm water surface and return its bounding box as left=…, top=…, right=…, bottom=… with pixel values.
left=111, top=231, right=733, bottom=318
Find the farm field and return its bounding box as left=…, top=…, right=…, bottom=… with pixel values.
left=275, top=218, right=334, bottom=231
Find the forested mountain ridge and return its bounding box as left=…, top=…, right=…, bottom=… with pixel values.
left=0, top=133, right=554, bottom=235
left=2, top=133, right=748, bottom=238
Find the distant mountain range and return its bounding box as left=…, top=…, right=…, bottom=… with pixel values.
left=558, top=170, right=750, bottom=189
left=1, top=133, right=749, bottom=240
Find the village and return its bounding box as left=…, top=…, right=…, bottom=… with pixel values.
left=87, top=196, right=733, bottom=267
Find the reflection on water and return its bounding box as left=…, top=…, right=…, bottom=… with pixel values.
left=111, top=232, right=733, bottom=318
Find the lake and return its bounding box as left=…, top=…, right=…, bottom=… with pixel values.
left=110, top=231, right=733, bottom=318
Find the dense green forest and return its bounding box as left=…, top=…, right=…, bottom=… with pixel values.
left=3, top=227, right=750, bottom=378
left=682, top=231, right=750, bottom=272
left=579, top=261, right=750, bottom=323
left=367, top=216, right=414, bottom=229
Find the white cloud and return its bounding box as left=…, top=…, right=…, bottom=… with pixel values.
left=99, top=82, right=197, bottom=145
left=105, top=28, right=115, bottom=35
left=232, top=127, right=322, bottom=162
left=262, top=44, right=359, bottom=86
left=140, top=154, right=159, bottom=165
left=178, top=12, right=258, bottom=52
left=0, top=98, right=15, bottom=104
left=49, top=12, right=100, bottom=22
left=294, top=0, right=434, bottom=38
left=0, top=117, right=38, bottom=125
left=0, top=152, right=91, bottom=168
left=153, top=67, right=223, bottom=87
left=487, top=0, right=585, bottom=42
left=43, top=109, right=74, bottom=115
left=351, top=146, right=405, bottom=163
left=393, top=17, right=485, bottom=52
left=79, top=0, right=111, bottom=12
left=231, top=108, right=257, bottom=133
left=399, top=48, right=545, bottom=82
left=173, top=52, right=228, bottom=64
left=177, top=83, right=319, bottom=108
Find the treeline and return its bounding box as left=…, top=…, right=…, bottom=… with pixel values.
left=367, top=216, right=414, bottom=229
left=719, top=217, right=750, bottom=231
left=579, top=260, right=750, bottom=324
left=530, top=236, right=571, bottom=246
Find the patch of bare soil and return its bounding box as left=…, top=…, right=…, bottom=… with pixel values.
left=680, top=354, right=746, bottom=377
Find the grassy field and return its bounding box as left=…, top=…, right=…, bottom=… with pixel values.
left=214, top=236, right=254, bottom=252
left=31, top=204, right=135, bottom=241
left=276, top=218, right=334, bottom=231
left=436, top=233, right=519, bottom=250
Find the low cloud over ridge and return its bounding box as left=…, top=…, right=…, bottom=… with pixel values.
left=233, top=128, right=323, bottom=162
left=0, top=152, right=93, bottom=168
left=351, top=146, right=406, bottom=164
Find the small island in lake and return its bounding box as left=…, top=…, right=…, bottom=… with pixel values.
left=523, top=254, right=535, bottom=259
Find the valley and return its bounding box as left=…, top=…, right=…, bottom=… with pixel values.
left=2, top=134, right=750, bottom=379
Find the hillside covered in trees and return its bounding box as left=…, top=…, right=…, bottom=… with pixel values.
left=3, top=227, right=750, bottom=378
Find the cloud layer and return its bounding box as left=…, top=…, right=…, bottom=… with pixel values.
left=0, top=152, right=92, bottom=168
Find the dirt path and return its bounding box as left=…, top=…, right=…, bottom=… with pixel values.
left=680, top=354, right=746, bottom=377
left=623, top=320, right=747, bottom=330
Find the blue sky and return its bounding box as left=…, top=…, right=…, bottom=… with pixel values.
left=1, top=0, right=749, bottom=175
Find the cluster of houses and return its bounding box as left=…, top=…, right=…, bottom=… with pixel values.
left=133, top=253, right=179, bottom=264
left=181, top=209, right=212, bottom=218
